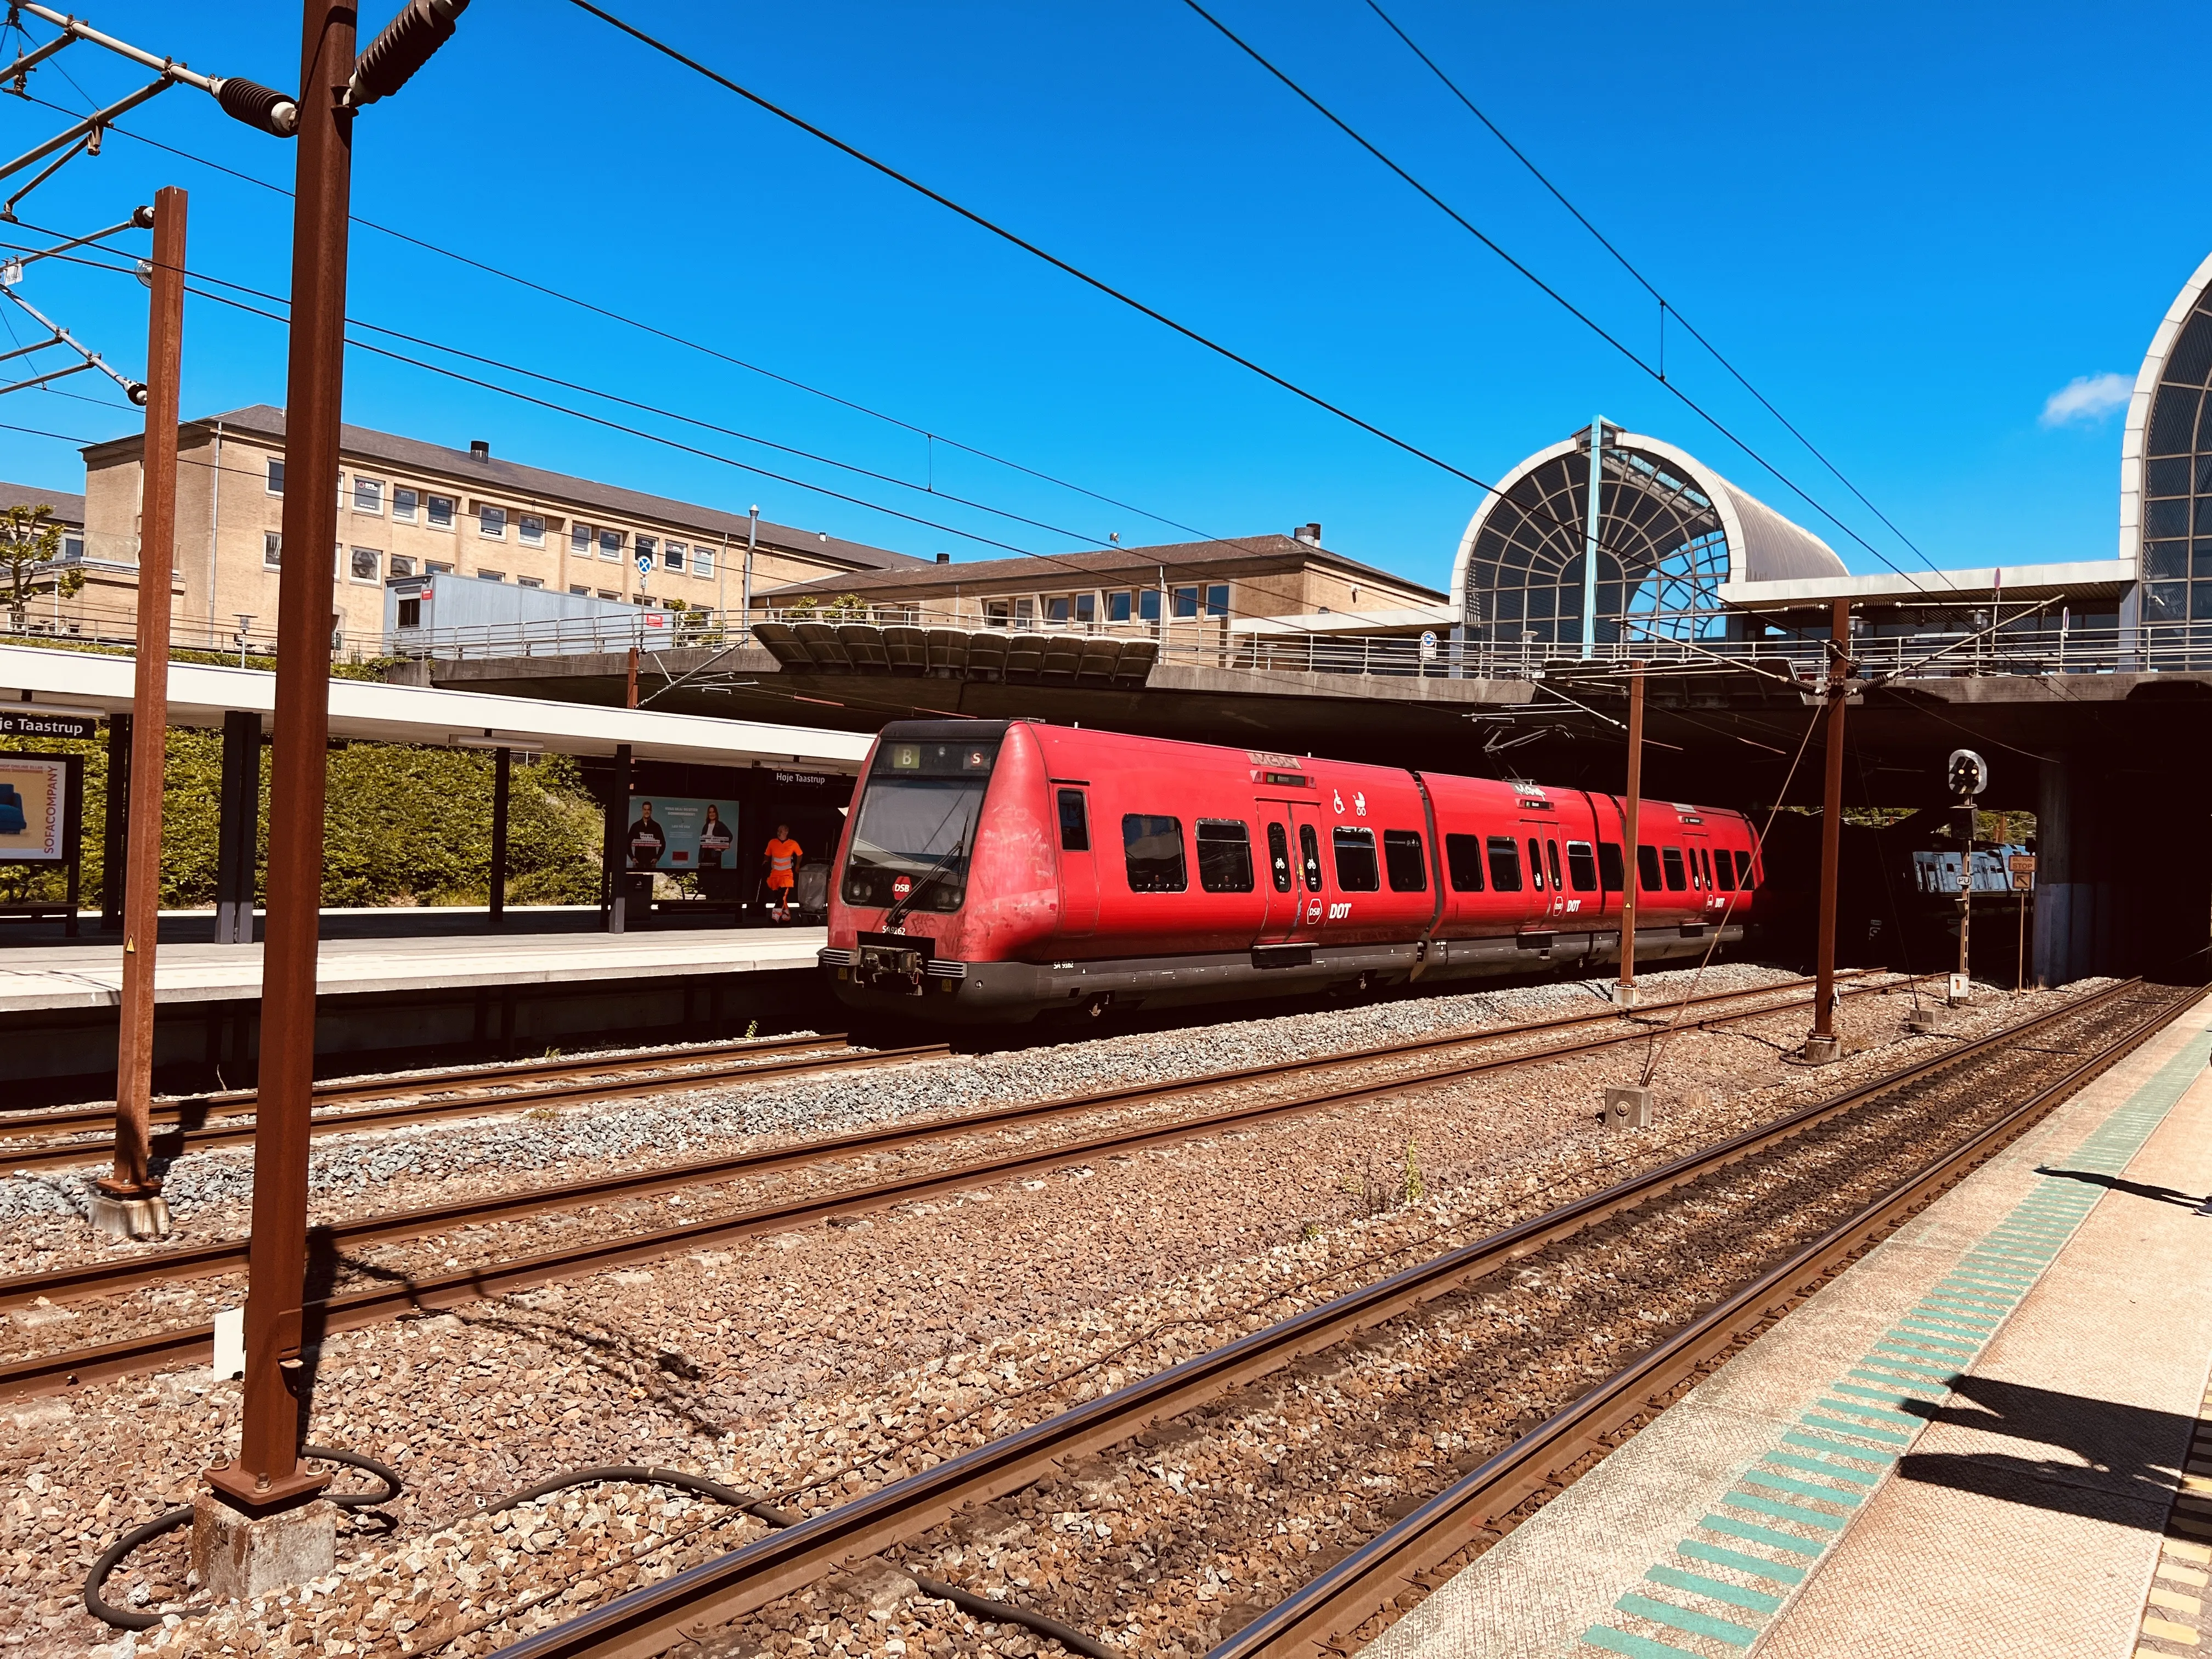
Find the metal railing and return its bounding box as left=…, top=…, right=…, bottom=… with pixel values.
left=7, top=605, right=2200, bottom=684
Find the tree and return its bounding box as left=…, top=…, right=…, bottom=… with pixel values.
left=0, top=503, right=82, bottom=633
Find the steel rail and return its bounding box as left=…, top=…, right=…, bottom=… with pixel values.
left=0, top=975, right=1888, bottom=1318
left=0, top=1030, right=861, bottom=1136
left=0, top=972, right=1880, bottom=1178
left=0, top=975, right=1906, bottom=1390
left=0, top=1041, right=949, bottom=1177
left=480, top=978, right=2165, bottom=1659
left=1209, top=979, right=2199, bottom=1659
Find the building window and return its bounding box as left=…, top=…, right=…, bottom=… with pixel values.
left=427, top=560, right=453, bottom=574
left=62, top=533, right=83, bottom=562
left=1205, top=583, right=1229, bottom=618
left=517, top=575, right=543, bottom=588
left=479, top=569, right=504, bottom=582
left=520, top=514, right=545, bottom=547
left=1171, top=585, right=1198, bottom=618
left=1139, top=590, right=1161, bottom=623
left=569, top=584, right=591, bottom=596
left=427, top=494, right=454, bottom=529
left=664, top=541, right=685, bottom=572
left=1045, top=595, right=1073, bottom=623
left=598, top=528, right=623, bottom=561
left=572, top=522, right=592, bottom=555
left=390, top=555, right=415, bottom=578
left=397, top=597, right=421, bottom=628
left=1107, top=590, right=1132, bottom=623
left=985, top=599, right=1011, bottom=627
left=1015, top=596, right=1035, bottom=628
left=693, top=543, right=713, bottom=577
left=349, top=547, right=380, bottom=583
left=353, top=478, right=383, bottom=515
left=597, top=589, right=618, bottom=600
left=262, top=531, right=282, bottom=568
left=479, top=505, right=507, bottom=539
left=636, top=535, right=657, bottom=568
left=393, top=487, right=417, bottom=524
left=266, top=458, right=284, bottom=495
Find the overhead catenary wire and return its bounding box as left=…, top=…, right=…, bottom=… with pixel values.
left=1359, top=0, right=1943, bottom=579
left=1176, top=0, right=1951, bottom=600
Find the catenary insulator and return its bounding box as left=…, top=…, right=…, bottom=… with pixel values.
left=214, top=77, right=299, bottom=137
left=348, top=0, right=470, bottom=107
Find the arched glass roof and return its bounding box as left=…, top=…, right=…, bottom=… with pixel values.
left=2120, top=250, right=2212, bottom=629
left=1449, top=426, right=1844, bottom=647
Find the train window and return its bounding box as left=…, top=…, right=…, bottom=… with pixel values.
left=1122, top=815, right=1187, bottom=893
left=1597, top=842, right=1623, bottom=891
left=1700, top=848, right=1716, bottom=890
left=1057, top=790, right=1090, bottom=852
left=1333, top=827, right=1381, bottom=892
left=1737, top=849, right=1759, bottom=888
left=1299, top=823, right=1323, bottom=890
left=1486, top=836, right=1523, bottom=892
left=1546, top=840, right=1563, bottom=892
left=1267, top=823, right=1293, bottom=892
left=1526, top=837, right=1544, bottom=891
left=1444, top=833, right=1485, bottom=891
left=1662, top=847, right=1687, bottom=891
left=1688, top=849, right=1703, bottom=890
left=1566, top=841, right=1598, bottom=893
left=1714, top=848, right=1735, bottom=891
left=1197, top=820, right=1255, bottom=893
left=1383, top=830, right=1427, bottom=893
left=1637, top=845, right=1662, bottom=891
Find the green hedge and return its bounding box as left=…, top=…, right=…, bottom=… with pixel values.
left=0, top=735, right=604, bottom=909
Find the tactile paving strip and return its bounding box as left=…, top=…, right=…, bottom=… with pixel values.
left=2135, top=1377, right=2212, bottom=1656
left=1576, top=1032, right=2209, bottom=1659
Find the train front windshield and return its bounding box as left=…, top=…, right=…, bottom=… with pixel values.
left=841, top=737, right=1000, bottom=912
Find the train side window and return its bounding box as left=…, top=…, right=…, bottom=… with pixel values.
left=1546, top=840, right=1563, bottom=892
left=1688, top=849, right=1703, bottom=890
left=1700, top=848, right=1716, bottom=889
left=1383, top=830, right=1427, bottom=893
left=1713, top=847, right=1736, bottom=891
left=1266, top=822, right=1292, bottom=893
left=1122, top=814, right=1187, bottom=893
left=1526, top=837, right=1545, bottom=891
left=1566, top=840, right=1598, bottom=892
left=1486, top=836, right=1523, bottom=891
left=1737, top=849, right=1759, bottom=888
left=1596, top=842, right=1623, bottom=891
left=1637, top=845, right=1662, bottom=891
left=1662, top=847, right=1687, bottom=891
left=1444, top=832, right=1485, bottom=891
left=1333, top=827, right=1381, bottom=892
left=1057, top=789, right=1089, bottom=852
left=1299, top=823, right=1323, bottom=890
left=1197, top=820, right=1255, bottom=893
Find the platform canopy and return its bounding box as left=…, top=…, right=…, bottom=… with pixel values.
left=0, top=643, right=871, bottom=770
left=1450, top=424, right=1847, bottom=648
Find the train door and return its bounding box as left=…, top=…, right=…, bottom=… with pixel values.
left=1522, top=821, right=1566, bottom=925
left=1054, top=786, right=1098, bottom=938
left=1255, top=798, right=1327, bottom=944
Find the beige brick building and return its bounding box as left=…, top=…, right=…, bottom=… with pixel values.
left=759, top=526, right=1447, bottom=637
left=69, top=405, right=919, bottom=652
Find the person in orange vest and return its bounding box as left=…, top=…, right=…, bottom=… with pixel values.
left=762, top=822, right=803, bottom=922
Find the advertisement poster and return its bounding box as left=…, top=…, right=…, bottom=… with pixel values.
left=624, top=795, right=741, bottom=872
left=0, top=755, right=66, bottom=861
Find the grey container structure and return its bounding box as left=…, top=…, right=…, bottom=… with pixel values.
left=383, top=573, right=679, bottom=657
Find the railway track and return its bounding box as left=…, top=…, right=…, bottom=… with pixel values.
left=0, top=1034, right=947, bottom=1177
left=471, top=976, right=2191, bottom=1659
left=0, top=972, right=1902, bottom=1393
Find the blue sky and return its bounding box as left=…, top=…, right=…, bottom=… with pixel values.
left=0, top=1, right=2200, bottom=595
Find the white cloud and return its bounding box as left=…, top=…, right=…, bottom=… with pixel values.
left=2040, top=371, right=2133, bottom=426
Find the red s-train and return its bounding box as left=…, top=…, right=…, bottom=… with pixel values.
left=820, top=719, right=1762, bottom=1023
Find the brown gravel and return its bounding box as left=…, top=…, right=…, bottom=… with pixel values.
left=2, top=975, right=2097, bottom=1657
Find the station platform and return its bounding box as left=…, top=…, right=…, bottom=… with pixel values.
left=1371, top=993, right=2212, bottom=1659
left=0, top=912, right=834, bottom=1094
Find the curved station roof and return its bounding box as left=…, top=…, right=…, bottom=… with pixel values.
left=2120, top=250, right=2212, bottom=628
left=1449, top=425, right=1844, bottom=646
